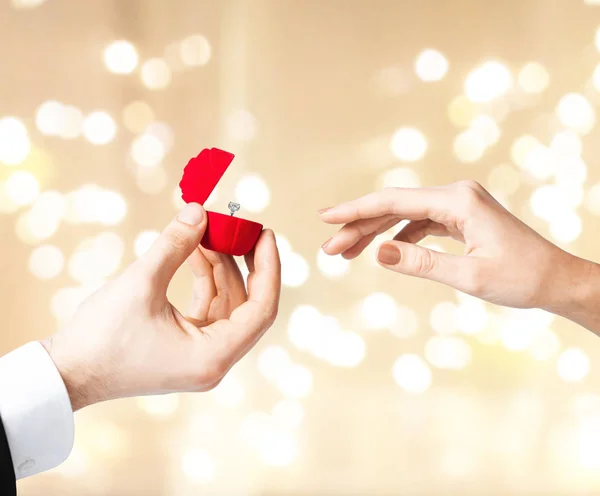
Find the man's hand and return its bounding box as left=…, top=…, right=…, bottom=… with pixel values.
left=42, top=203, right=281, bottom=411
left=320, top=181, right=600, bottom=332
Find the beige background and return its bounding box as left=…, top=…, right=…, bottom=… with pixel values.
left=2, top=0, right=600, bottom=494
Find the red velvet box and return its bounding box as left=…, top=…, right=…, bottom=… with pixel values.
left=179, top=148, right=263, bottom=256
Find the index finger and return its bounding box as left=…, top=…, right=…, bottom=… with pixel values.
left=319, top=187, right=452, bottom=225
left=204, top=229, right=281, bottom=361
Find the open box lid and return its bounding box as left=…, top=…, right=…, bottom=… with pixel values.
left=179, top=147, right=235, bottom=205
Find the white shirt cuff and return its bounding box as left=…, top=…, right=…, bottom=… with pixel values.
left=0, top=342, right=74, bottom=479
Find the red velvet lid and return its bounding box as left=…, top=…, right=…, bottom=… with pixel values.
left=179, top=147, right=235, bottom=205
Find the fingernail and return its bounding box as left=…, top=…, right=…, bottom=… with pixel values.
left=378, top=243, right=401, bottom=265
left=322, top=238, right=332, bottom=249
left=178, top=203, right=205, bottom=226
left=318, top=207, right=332, bottom=214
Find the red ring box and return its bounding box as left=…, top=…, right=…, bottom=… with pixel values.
left=179, top=148, right=263, bottom=256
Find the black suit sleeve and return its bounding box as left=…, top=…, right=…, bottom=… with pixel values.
left=0, top=414, right=16, bottom=496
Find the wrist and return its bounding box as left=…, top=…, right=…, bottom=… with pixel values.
left=40, top=337, right=100, bottom=412
left=540, top=253, right=600, bottom=332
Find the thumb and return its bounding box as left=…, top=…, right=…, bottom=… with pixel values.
left=141, top=203, right=208, bottom=288
left=376, top=241, right=476, bottom=293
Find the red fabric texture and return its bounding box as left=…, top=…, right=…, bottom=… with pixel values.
left=179, top=147, right=263, bottom=256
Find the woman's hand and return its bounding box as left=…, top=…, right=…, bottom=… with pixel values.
left=320, top=181, right=600, bottom=332
left=43, top=203, right=281, bottom=410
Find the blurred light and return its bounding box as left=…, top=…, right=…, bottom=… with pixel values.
left=585, top=183, right=600, bottom=215
left=414, top=49, right=449, bottom=82
left=68, top=232, right=124, bottom=283
left=500, top=324, right=535, bottom=352
left=529, top=328, right=561, bottom=361
left=281, top=252, right=309, bottom=287
left=464, top=61, right=512, bottom=103
left=522, top=143, right=556, bottom=180
left=134, top=230, right=159, bottom=257
left=530, top=185, right=572, bottom=221
left=258, top=431, right=298, bottom=467
left=392, top=354, right=432, bottom=394
left=288, top=305, right=322, bottom=351
left=276, top=364, right=313, bottom=398
left=213, top=375, right=245, bottom=408
left=63, top=186, right=122, bottom=225
left=326, top=330, right=366, bottom=367
left=0, top=117, right=30, bottom=165
left=456, top=299, right=488, bottom=335
left=182, top=449, right=215, bottom=484
left=555, top=157, right=587, bottom=190
left=29, top=245, right=64, bottom=279
left=389, top=305, right=419, bottom=338
left=104, top=40, right=138, bottom=74
left=453, top=129, right=486, bottom=163
left=59, top=106, right=84, bottom=139
left=11, top=0, right=46, bottom=7
left=82, top=111, right=116, bottom=145
left=17, top=192, right=65, bottom=242
left=131, top=133, right=165, bottom=168
left=577, top=421, right=600, bottom=469
left=550, top=129, right=583, bottom=158
left=549, top=210, right=582, bottom=243
left=36, top=100, right=65, bottom=136
left=258, top=345, right=291, bottom=380
left=273, top=399, right=304, bottom=430
left=226, top=109, right=258, bottom=142
left=146, top=121, right=175, bottom=151
left=571, top=393, right=600, bottom=420
left=239, top=412, right=273, bottom=448
left=487, top=164, right=521, bottom=196
left=556, top=93, right=596, bottom=134
left=361, top=292, right=397, bottom=329
left=234, top=174, right=270, bottom=212
left=136, top=166, right=167, bottom=194
left=425, top=336, right=472, bottom=370
left=517, top=62, right=550, bottom=94
left=123, top=101, right=154, bottom=133
left=317, top=250, right=349, bottom=279
left=469, top=114, right=501, bottom=147
left=557, top=347, right=590, bottom=382
left=141, top=58, right=171, bottom=90
left=5, top=170, right=39, bottom=206
left=596, top=26, right=600, bottom=51
left=448, top=95, right=479, bottom=127
left=137, top=395, right=180, bottom=418
left=275, top=234, right=293, bottom=256
left=99, top=190, right=127, bottom=226
left=377, top=167, right=421, bottom=189
left=180, top=34, right=212, bottom=67
left=390, top=127, right=427, bottom=162
left=511, top=134, right=540, bottom=169
left=430, top=301, right=459, bottom=334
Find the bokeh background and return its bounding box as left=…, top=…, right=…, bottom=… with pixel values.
left=2, top=0, right=600, bottom=494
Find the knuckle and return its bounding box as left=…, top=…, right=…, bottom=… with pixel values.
left=411, top=248, right=436, bottom=276
left=455, top=179, right=483, bottom=191
left=456, top=183, right=483, bottom=214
